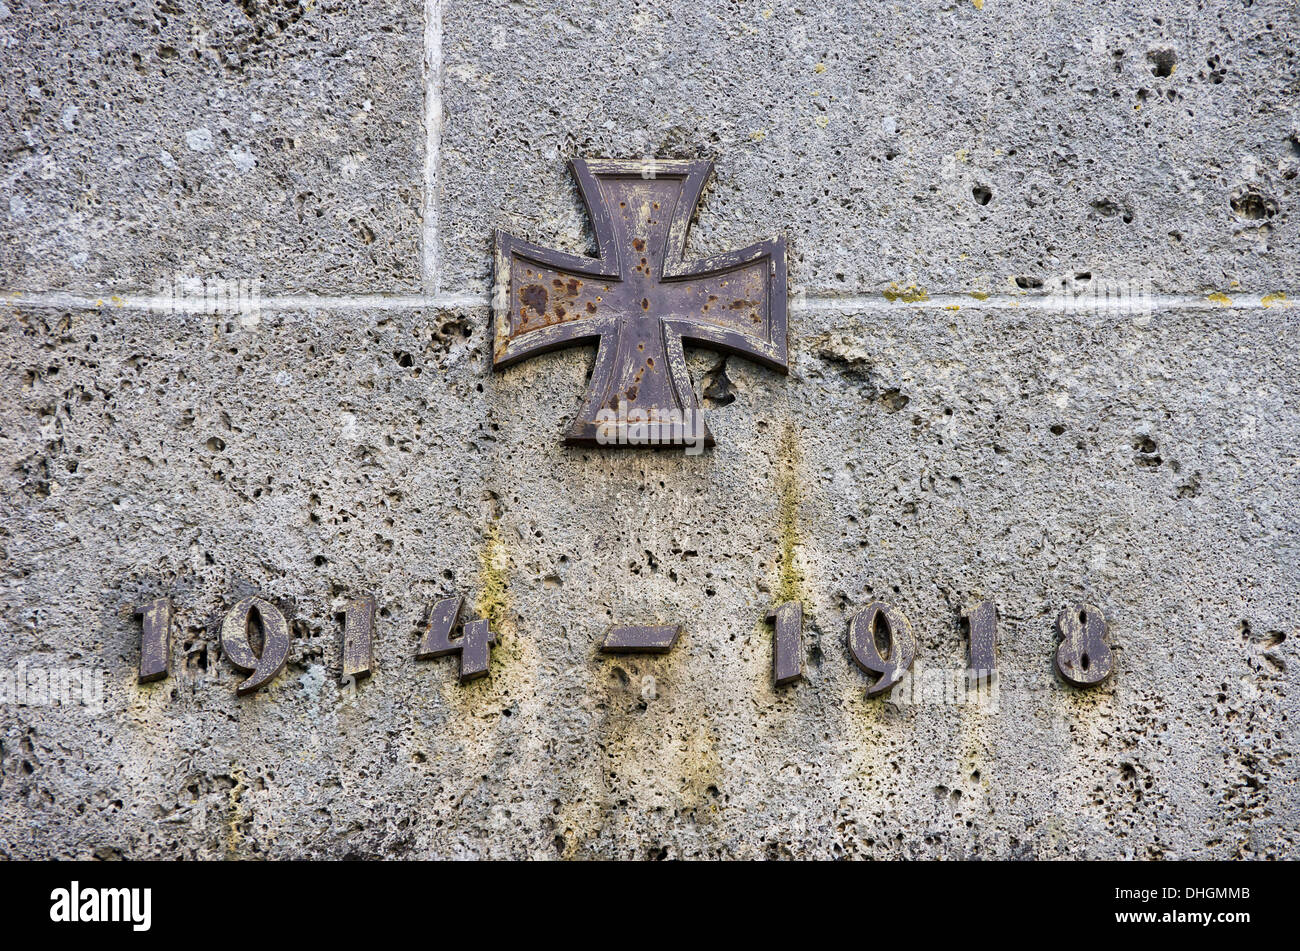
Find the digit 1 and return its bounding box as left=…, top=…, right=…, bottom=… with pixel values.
left=341, top=595, right=376, bottom=684
left=766, top=601, right=803, bottom=687
left=965, top=600, right=997, bottom=690
left=136, top=597, right=172, bottom=684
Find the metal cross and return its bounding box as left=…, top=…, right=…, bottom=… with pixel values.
left=492, top=159, right=788, bottom=448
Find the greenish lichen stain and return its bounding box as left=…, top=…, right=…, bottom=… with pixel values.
left=883, top=282, right=930, bottom=303
left=775, top=423, right=804, bottom=606
left=478, top=523, right=509, bottom=633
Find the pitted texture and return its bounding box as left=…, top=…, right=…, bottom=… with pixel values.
left=0, top=1, right=424, bottom=293
left=0, top=0, right=1297, bottom=859
left=0, top=304, right=1295, bottom=859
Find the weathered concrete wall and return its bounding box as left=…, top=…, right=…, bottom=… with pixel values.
left=1, top=0, right=1296, bottom=859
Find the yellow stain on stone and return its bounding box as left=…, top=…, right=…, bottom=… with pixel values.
left=477, top=523, right=509, bottom=633
left=1207, top=292, right=1232, bottom=306
left=1261, top=292, right=1288, bottom=308
left=815, top=116, right=829, bottom=128
left=973, top=0, right=984, bottom=8
left=883, top=282, right=929, bottom=303
left=568, top=701, right=722, bottom=858
left=945, top=304, right=961, bottom=311
left=814, top=63, right=826, bottom=73
left=775, top=422, right=804, bottom=607
left=750, top=129, right=768, bottom=142
left=969, top=291, right=990, bottom=300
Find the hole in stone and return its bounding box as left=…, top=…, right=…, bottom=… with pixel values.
left=1146, top=47, right=1176, bottom=77
left=1229, top=185, right=1278, bottom=220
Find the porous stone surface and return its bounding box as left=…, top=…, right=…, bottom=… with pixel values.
left=441, top=0, right=1300, bottom=296
left=0, top=0, right=425, bottom=294
left=0, top=0, right=1297, bottom=860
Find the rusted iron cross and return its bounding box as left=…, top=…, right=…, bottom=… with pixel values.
left=492, top=159, right=788, bottom=448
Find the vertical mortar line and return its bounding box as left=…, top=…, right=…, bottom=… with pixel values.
left=422, top=0, right=444, bottom=296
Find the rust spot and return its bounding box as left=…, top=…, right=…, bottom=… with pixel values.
left=646, top=357, right=655, bottom=367
left=632, top=237, right=646, bottom=252
left=730, top=299, right=755, bottom=310
left=627, top=385, right=639, bottom=401
left=519, top=284, right=548, bottom=317
left=641, top=298, right=650, bottom=310
left=566, top=278, right=582, bottom=296
left=586, top=301, right=597, bottom=314
left=555, top=304, right=567, bottom=318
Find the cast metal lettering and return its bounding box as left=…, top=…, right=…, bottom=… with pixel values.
left=128, top=582, right=1115, bottom=700
left=964, top=600, right=997, bottom=690
left=600, top=624, right=682, bottom=654
left=416, top=595, right=496, bottom=683
left=767, top=601, right=803, bottom=686
left=341, top=595, right=376, bottom=684
left=1054, top=603, right=1113, bottom=686
left=135, top=597, right=172, bottom=684
left=220, top=596, right=291, bottom=696
left=848, top=601, right=918, bottom=697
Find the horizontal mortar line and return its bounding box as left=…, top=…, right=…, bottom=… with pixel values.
left=0, top=291, right=489, bottom=312
left=797, top=292, right=1293, bottom=313
left=1, top=290, right=1293, bottom=315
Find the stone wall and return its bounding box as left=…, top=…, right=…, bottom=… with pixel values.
left=0, top=0, right=1296, bottom=859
